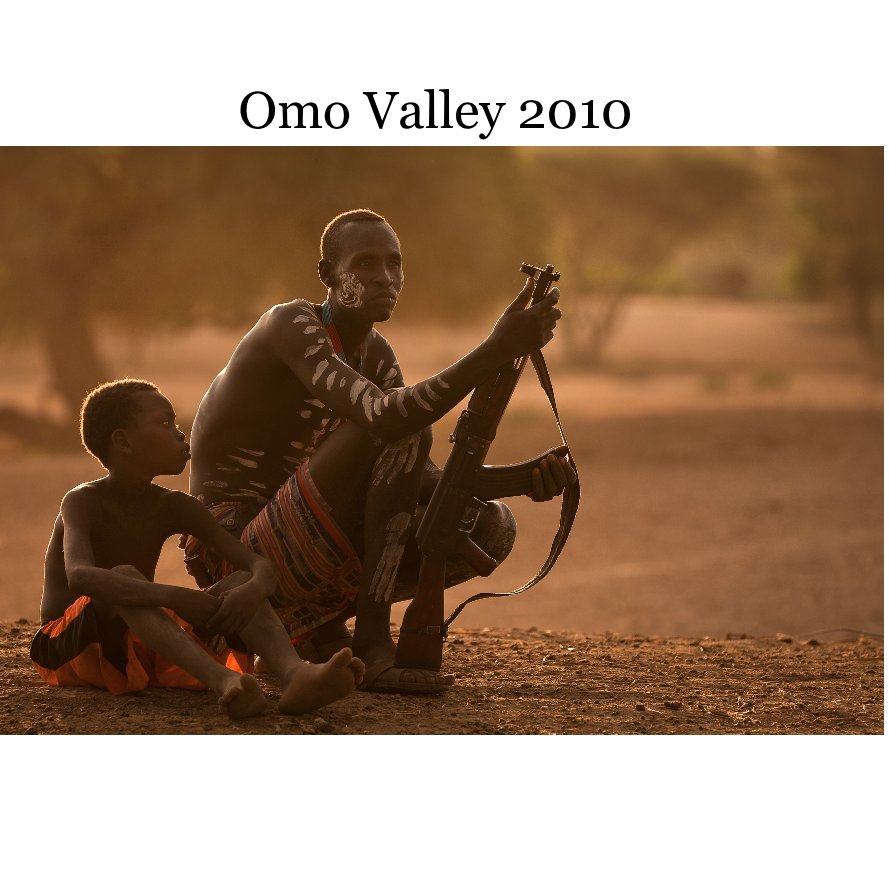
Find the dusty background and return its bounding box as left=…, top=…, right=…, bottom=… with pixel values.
left=0, top=296, right=882, bottom=734
left=2, top=297, right=881, bottom=637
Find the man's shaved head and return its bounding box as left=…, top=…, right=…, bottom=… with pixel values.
left=320, top=209, right=391, bottom=267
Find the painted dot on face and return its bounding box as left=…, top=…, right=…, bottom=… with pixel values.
left=326, top=371, right=337, bottom=391
left=305, top=344, right=325, bottom=357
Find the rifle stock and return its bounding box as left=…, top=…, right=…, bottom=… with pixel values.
left=394, top=262, right=562, bottom=672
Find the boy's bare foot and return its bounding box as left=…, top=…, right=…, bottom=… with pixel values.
left=218, top=673, right=268, bottom=719
left=278, top=648, right=365, bottom=715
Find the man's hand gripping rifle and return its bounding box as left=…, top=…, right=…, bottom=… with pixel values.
left=395, top=263, right=579, bottom=673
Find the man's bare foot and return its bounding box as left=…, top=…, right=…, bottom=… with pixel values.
left=295, top=621, right=353, bottom=663
left=278, top=648, right=365, bottom=715
left=356, top=639, right=454, bottom=695
left=218, top=673, right=268, bottom=719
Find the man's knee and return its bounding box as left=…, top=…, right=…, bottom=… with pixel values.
left=472, top=500, right=517, bottom=565
left=371, top=427, right=433, bottom=487
left=440, top=500, right=517, bottom=590
left=416, top=426, right=433, bottom=462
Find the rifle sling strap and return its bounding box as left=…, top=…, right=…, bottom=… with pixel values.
left=442, top=348, right=580, bottom=632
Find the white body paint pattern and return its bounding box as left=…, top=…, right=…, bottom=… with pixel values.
left=337, top=272, right=365, bottom=308
left=411, top=387, right=433, bottom=411
left=381, top=367, right=399, bottom=390
left=369, top=511, right=413, bottom=602
left=350, top=378, right=368, bottom=405
left=361, top=390, right=374, bottom=421
left=371, top=433, right=422, bottom=486
left=226, top=455, right=259, bottom=469
left=311, top=360, right=328, bottom=385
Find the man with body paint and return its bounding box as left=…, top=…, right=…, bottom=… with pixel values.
left=183, top=209, right=575, bottom=693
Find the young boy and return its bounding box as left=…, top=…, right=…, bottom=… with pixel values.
left=31, top=379, right=364, bottom=720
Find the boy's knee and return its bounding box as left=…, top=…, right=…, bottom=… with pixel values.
left=207, top=570, right=252, bottom=597
left=111, top=564, right=147, bottom=581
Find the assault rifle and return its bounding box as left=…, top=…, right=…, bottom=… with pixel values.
left=395, top=262, right=580, bottom=673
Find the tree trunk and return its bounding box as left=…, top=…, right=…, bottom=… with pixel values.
left=40, top=294, right=109, bottom=418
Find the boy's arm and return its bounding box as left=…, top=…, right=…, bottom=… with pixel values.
left=61, top=488, right=220, bottom=626
left=170, top=492, right=276, bottom=635
left=266, top=282, right=561, bottom=442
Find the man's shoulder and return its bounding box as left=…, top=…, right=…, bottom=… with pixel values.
left=265, top=299, right=321, bottom=329
left=366, top=327, right=395, bottom=354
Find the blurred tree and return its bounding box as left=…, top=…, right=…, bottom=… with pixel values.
left=532, top=147, right=763, bottom=365
left=774, top=147, right=883, bottom=353
left=0, top=147, right=545, bottom=448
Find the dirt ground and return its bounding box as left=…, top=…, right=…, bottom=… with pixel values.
left=0, top=621, right=881, bottom=734
left=0, top=297, right=882, bottom=735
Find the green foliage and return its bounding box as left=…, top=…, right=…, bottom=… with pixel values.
left=532, top=147, right=764, bottom=294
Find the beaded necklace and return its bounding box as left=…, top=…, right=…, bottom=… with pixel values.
left=322, top=299, right=366, bottom=375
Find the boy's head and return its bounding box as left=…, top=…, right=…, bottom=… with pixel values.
left=80, top=379, right=189, bottom=474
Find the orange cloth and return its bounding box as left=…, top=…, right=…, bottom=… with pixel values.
left=30, top=595, right=252, bottom=695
